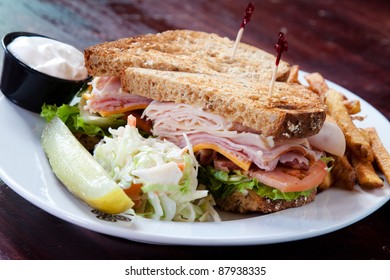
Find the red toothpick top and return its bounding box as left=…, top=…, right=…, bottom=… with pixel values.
left=268, top=32, right=288, bottom=97
left=231, top=2, right=255, bottom=60
left=275, top=32, right=288, bottom=66
left=240, top=2, right=255, bottom=28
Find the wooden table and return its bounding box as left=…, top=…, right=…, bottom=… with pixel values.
left=0, top=0, right=389, bottom=260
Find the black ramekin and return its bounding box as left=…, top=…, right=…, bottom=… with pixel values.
left=1, top=32, right=90, bottom=113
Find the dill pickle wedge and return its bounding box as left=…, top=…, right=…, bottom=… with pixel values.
left=41, top=117, right=134, bottom=214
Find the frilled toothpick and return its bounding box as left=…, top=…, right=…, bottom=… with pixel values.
left=268, top=32, right=288, bottom=97
left=231, top=2, right=255, bottom=60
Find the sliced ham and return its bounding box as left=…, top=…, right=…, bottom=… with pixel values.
left=84, top=76, right=153, bottom=116
left=143, top=101, right=275, bottom=150
left=143, top=101, right=320, bottom=172
left=183, top=132, right=317, bottom=171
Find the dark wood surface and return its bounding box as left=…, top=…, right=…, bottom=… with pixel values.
left=0, top=0, right=389, bottom=260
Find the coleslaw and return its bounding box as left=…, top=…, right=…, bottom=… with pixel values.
left=93, top=116, right=220, bottom=222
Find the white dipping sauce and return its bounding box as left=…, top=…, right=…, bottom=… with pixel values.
left=7, top=36, right=88, bottom=81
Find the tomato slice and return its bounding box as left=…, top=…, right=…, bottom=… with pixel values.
left=248, top=160, right=328, bottom=192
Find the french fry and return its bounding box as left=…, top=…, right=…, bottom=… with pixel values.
left=350, top=115, right=366, bottom=121
left=325, top=89, right=374, bottom=162
left=304, top=72, right=386, bottom=191
left=347, top=129, right=383, bottom=188
left=350, top=153, right=384, bottom=189
left=358, top=128, right=370, bottom=142
left=287, top=65, right=300, bottom=84
left=366, top=127, right=390, bottom=183
left=330, top=155, right=356, bottom=190
left=304, top=72, right=329, bottom=98
left=318, top=172, right=334, bottom=191
left=343, top=99, right=361, bottom=115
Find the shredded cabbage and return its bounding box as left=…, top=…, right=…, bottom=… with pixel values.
left=93, top=123, right=220, bottom=222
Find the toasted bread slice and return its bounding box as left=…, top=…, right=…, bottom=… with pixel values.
left=216, top=189, right=317, bottom=213
left=122, top=67, right=326, bottom=139
left=84, top=29, right=290, bottom=81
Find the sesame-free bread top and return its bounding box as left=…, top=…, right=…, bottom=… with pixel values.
left=84, top=29, right=290, bottom=81
left=122, top=67, right=326, bottom=139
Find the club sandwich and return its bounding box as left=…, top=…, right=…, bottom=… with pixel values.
left=79, top=30, right=345, bottom=213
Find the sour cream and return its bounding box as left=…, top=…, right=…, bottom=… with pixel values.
left=7, top=36, right=88, bottom=81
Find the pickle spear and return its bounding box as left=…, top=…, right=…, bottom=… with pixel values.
left=41, top=116, right=134, bottom=214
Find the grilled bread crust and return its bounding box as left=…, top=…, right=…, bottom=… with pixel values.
left=122, top=67, right=327, bottom=139
left=84, top=29, right=290, bottom=82
left=216, top=189, right=317, bottom=213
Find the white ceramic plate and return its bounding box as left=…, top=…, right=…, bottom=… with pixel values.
left=0, top=72, right=389, bottom=246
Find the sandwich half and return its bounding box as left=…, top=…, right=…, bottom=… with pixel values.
left=120, top=67, right=340, bottom=214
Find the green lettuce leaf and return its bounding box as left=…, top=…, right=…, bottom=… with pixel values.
left=40, top=104, right=108, bottom=136
left=40, top=83, right=127, bottom=137
left=76, top=97, right=126, bottom=129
